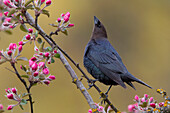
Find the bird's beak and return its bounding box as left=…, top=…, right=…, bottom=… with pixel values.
left=94, top=16, right=100, bottom=25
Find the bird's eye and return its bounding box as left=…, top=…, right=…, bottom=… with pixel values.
left=96, top=21, right=101, bottom=28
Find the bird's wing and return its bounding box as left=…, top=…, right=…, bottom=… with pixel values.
left=87, top=45, right=127, bottom=88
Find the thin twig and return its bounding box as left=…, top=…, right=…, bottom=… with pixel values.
left=11, top=63, right=34, bottom=113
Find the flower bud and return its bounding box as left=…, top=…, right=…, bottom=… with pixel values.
left=4, top=11, right=8, bottom=16
left=48, top=75, right=55, bottom=80
left=7, top=105, right=13, bottom=110
left=45, top=0, right=51, bottom=6
left=149, top=97, right=154, bottom=103
left=3, top=0, right=10, bottom=6
left=9, top=43, right=17, bottom=50
left=150, top=103, right=156, bottom=108
left=7, top=93, right=14, bottom=99
left=7, top=50, right=12, bottom=56
left=57, top=18, right=61, bottom=23
left=54, top=50, right=57, bottom=53
left=26, top=34, right=31, bottom=40
left=5, top=18, right=11, bottom=22
left=32, top=63, right=38, bottom=71
left=144, top=94, right=148, bottom=99
left=28, top=28, right=33, bottom=33
left=0, top=104, right=3, bottom=110
left=0, top=51, right=2, bottom=56
left=41, top=0, right=45, bottom=3
left=39, top=53, right=43, bottom=55
left=9, top=25, right=14, bottom=28
left=65, top=12, right=70, bottom=17
left=128, top=104, right=135, bottom=112
left=43, top=80, right=50, bottom=85
left=68, top=24, right=74, bottom=27
left=29, top=60, right=35, bottom=67
left=45, top=52, right=49, bottom=57
left=159, top=102, right=164, bottom=107
left=31, top=57, right=37, bottom=61
left=134, top=95, right=139, bottom=102
left=33, top=71, right=39, bottom=77
left=38, top=62, right=45, bottom=68
left=63, top=16, right=69, bottom=23
left=19, top=41, right=24, bottom=45
left=15, top=0, right=19, bottom=2
left=11, top=88, right=17, bottom=94
left=18, top=45, right=22, bottom=52
left=88, top=109, right=92, bottom=113
left=43, top=68, right=49, bottom=75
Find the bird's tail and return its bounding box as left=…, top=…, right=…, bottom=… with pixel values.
left=124, top=73, right=153, bottom=89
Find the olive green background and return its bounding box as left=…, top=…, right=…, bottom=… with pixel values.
left=0, top=0, right=170, bottom=113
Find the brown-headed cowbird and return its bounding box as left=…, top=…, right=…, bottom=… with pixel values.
left=83, top=16, right=152, bottom=94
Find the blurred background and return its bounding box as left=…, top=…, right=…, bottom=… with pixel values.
left=0, top=0, right=170, bottom=113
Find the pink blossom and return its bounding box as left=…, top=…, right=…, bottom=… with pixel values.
left=149, top=97, right=154, bottom=103
left=54, top=50, right=57, bottom=53
left=38, top=62, right=45, bottom=68
left=9, top=25, right=14, bottom=28
left=57, top=18, right=61, bottom=23
left=31, top=57, right=37, bottom=61
left=19, top=41, right=24, bottom=45
left=41, top=0, right=45, bottom=3
left=0, top=104, right=3, bottom=110
left=32, top=63, right=38, bottom=71
left=28, top=28, right=33, bottom=33
left=39, top=53, right=43, bottom=55
left=33, top=71, right=39, bottom=77
left=18, top=45, right=22, bottom=52
left=64, top=16, right=69, bottom=23
left=45, top=52, right=49, bottom=57
left=88, top=109, right=92, bottom=113
left=26, top=34, right=31, bottom=40
left=7, top=50, right=12, bottom=56
left=159, top=102, right=164, bottom=107
left=7, top=93, right=14, bottom=99
left=98, top=106, right=103, bottom=112
left=68, top=24, right=74, bottom=27
left=61, top=13, right=65, bottom=17
left=9, top=43, right=17, bottom=50
left=7, top=105, right=13, bottom=110
left=65, top=12, right=70, bottom=17
left=141, top=97, right=148, bottom=103
left=5, top=18, right=11, bottom=22
left=150, top=103, right=156, bottom=108
left=4, top=11, right=8, bottom=16
left=48, top=75, right=55, bottom=80
left=128, top=104, right=136, bottom=112
left=11, top=88, right=17, bottom=94
left=3, top=0, right=10, bottom=6
left=43, top=80, right=50, bottom=85
left=134, top=95, right=139, bottom=101
left=43, top=68, right=49, bottom=75
left=45, top=0, right=51, bottom=6
left=29, top=60, right=35, bottom=67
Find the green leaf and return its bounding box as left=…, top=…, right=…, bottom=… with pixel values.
left=20, top=24, right=28, bottom=32
left=15, top=13, right=21, bottom=20
left=51, top=58, right=55, bottom=63
left=142, top=102, right=147, bottom=107
left=54, top=53, right=60, bottom=58
left=104, top=103, right=110, bottom=112
left=21, top=75, right=29, bottom=78
left=37, top=38, right=42, bottom=44
left=35, top=7, right=41, bottom=11
left=41, top=10, right=50, bottom=17
left=21, top=65, right=27, bottom=71
left=49, top=24, right=58, bottom=27
left=20, top=99, right=27, bottom=105
left=22, top=93, right=31, bottom=98
left=25, top=0, right=33, bottom=7
left=19, top=105, right=24, bottom=110
left=25, top=5, right=34, bottom=10
left=39, top=41, right=45, bottom=52
left=17, top=57, right=28, bottom=61
left=61, top=29, right=68, bottom=35
left=0, top=109, right=4, bottom=113
left=45, top=47, right=52, bottom=52
left=7, top=9, right=16, bottom=17
left=4, top=30, right=12, bottom=35
left=34, top=30, right=39, bottom=38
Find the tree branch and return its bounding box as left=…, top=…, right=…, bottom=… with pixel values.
left=23, top=12, right=98, bottom=111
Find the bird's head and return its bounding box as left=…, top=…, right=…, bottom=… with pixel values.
left=91, top=16, right=107, bottom=39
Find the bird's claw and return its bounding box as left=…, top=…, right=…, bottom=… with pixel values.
left=99, top=92, right=108, bottom=105
left=87, top=79, right=98, bottom=90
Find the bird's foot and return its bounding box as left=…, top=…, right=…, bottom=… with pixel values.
left=87, top=79, right=98, bottom=90
left=99, top=92, right=108, bottom=105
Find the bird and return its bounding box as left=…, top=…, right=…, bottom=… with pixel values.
left=83, top=16, right=152, bottom=95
